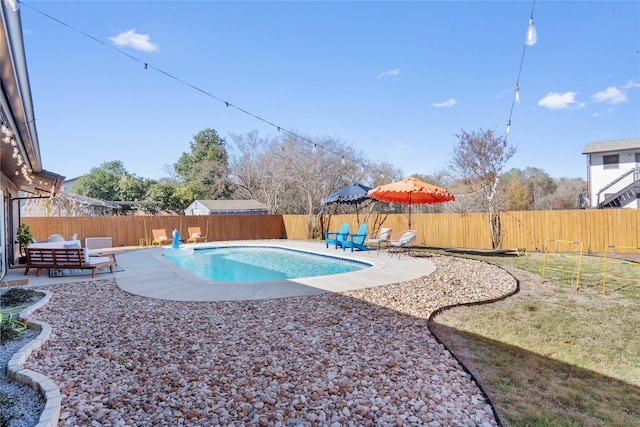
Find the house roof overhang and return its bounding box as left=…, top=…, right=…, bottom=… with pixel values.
left=1, top=0, right=64, bottom=195
left=582, top=138, right=640, bottom=155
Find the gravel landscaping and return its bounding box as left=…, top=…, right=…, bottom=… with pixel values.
left=4, top=254, right=517, bottom=426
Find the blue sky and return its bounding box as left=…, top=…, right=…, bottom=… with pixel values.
left=19, top=1, right=640, bottom=182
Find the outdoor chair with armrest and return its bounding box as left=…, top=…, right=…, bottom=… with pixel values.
left=388, top=230, right=418, bottom=258
left=325, top=223, right=350, bottom=249
left=342, top=223, right=369, bottom=252
left=365, top=227, right=392, bottom=253
left=151, top=229, right=172, bottom=246
left=186, top=227, right=208, bottom=243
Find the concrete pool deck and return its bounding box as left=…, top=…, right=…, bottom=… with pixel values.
left=5, top=240, right=436, bottom=301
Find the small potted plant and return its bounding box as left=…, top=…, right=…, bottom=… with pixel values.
left=16, top=223, right=33, bottom=264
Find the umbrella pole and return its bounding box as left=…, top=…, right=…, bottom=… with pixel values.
left=408, top=193, right=412, bottom=229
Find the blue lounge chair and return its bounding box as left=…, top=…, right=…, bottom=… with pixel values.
left=342, top=223, right=369, bottom=252
left=325, top=223, right=350, bottom=249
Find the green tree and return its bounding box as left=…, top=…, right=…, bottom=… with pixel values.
left=144, top=183, right=176, bottom=211
left=174, top=129, right=234, bottom=200
left=501, top=167, right=557, bottom=211
left=505, top=179, right=533, bottom=211
left=71, top=161, right=153, bottom=211
left=72, top=160, right=125, bottom=201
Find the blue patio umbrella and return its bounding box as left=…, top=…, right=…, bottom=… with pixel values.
left=321, top=183, right=373, bottom=224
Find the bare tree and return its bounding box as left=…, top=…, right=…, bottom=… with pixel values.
left=448, top=129, right=516, bottom=248
left=24, top=193, right=91, bottom=217
left=279, top=135, right=365, bottom=236
left=501, top=167, right=557, bottom=210
left=229, top=132, right=296, bottom=214
left=539, top=177, right=587, bottom=209
left=229, top=132, right=368, bottom=235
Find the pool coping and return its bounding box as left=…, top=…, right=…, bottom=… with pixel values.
left=114, top=240, right=436, bottom=301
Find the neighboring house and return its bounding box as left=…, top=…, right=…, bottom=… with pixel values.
left=185, top=200, right=268, bottom=215
left=1, top=2, right=64, bottom=274
left=582, top=137, right=640, bottom=208
left=58, top=178, right=120, bottom=216
left=20, top=192, right=120, bottom=217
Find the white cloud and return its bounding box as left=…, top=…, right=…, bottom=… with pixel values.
left=377, top=69, right=400, bottom=79
left=622, top=80, right=640, bottom=89
left=432, top=98, right=457, bottom=108
left=537, top=92, right=580, bottom=110
left=592, top=86, right=627, bottom=104
left=109, top=29, right=159, bottom=52
left=496, top=88, right=511, bottom=99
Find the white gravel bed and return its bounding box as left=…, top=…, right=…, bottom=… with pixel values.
left=13, top=254, right=515, bottom=426
left=1, top=290, right=47, bottom=427
left=1, top=327, right=46, bottom=427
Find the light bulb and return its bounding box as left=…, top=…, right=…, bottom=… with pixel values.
left=515, top=84, right=520, bottom=103
left=525, top=18, right=537, bottom=46
left=506, top=121, right=511, bottom=135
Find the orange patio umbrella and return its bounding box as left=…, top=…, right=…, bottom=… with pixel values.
left=368, top=177, right=455, bottom=228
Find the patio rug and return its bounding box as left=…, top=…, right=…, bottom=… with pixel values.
left=49, top=265, right=124, bottom=278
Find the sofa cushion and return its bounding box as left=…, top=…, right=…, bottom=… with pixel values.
left=28, top=240, right=82, bottom=249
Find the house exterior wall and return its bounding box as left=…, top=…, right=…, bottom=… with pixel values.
left=587, top=149, right=639, bottom=208
left=185, top=201, right=209, bottom=215
left=1, top=171, right=21, bottom=269
left=185, top=200, right=268, bottom=215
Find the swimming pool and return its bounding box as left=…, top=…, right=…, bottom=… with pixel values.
left=163, top=246, right=370, bottom=282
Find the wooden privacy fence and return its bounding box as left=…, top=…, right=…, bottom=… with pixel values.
left=283, top=212, right=493, bottom=249
left=23, top=215, right=287, bottom=248
left=285, top=209, right=640, bottom=253
left=21, top=209, right=639, bottom=253
left=500, top=209, right=639, bottom=253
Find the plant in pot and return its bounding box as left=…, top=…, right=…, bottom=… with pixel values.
left=16, top=223, right=33, bottom=264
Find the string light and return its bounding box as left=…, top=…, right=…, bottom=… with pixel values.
left=19, top=0, right=383, bottom=175
left=505, top=0, right=537, bottom=142
left=525, top=18, right=537, bottom=46
left=1, top=115, right=38, bottom=184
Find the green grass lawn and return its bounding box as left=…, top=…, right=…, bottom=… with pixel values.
left=428, top=250, right=640, bottom=427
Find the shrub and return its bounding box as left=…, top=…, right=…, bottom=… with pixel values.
left=0, top=390, right=15, bottom=427
left=0, top=288, right=39, bottom=306
left=0, top=323, right=19, bottom=344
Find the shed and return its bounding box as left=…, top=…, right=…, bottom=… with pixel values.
left=185, top=200, right=268, bottom=215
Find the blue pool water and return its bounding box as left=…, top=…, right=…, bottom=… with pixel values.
left=163, top=246, right=369, bottom=282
